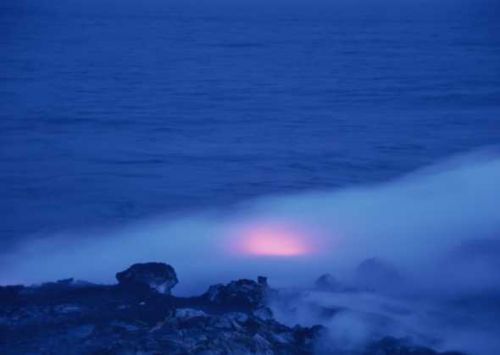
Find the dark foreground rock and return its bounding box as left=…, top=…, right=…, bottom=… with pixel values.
left=116, top=262, right=178, bottom=294
left=0, top=263, right=466, bottom=354
left=0, top=263, right=318, bottom=354
left=203, top=276, right=270, bottom=312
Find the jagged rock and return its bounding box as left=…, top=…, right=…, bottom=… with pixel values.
left=0, top=263, right=323, bottom=353
left=0, top=263, right=466, bottom=355
left=116, top=262, right=178, bottom=294
left=203, top=278, right=269, bottom=311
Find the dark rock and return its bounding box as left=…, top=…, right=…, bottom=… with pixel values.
left=0, top=285, right=24, bottom=304
left=115, top=262, right=178, bottom=294
left=203, top=277, right=269, bottom=311
left=257, top=276, right=268, bottom=286
left=0, top=263, right=467, bottom=355
left=1, top=265, right=317, bottom=354
left=253, top=306, right=274, bottom=321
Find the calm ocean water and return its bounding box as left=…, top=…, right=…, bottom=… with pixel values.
left=1, top=0, right=500, bottom=246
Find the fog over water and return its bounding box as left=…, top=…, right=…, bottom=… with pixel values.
left=2, top=150, right=500, bottom=353
left=1, top=0, right=500, bottom=353
left=1, top=150, right=499, bottom=289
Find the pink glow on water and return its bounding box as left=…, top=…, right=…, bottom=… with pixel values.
left=231, top=223, right=316, bottom=257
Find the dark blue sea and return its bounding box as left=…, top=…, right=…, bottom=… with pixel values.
left=1, top=0, right=500, bottom=247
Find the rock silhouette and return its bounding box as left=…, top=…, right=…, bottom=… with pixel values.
left=0, top=262, right=465, bottom=354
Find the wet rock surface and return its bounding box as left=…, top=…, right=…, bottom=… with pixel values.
left=0, top=263, right=466, bottom=354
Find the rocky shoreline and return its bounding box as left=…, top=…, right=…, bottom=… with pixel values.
left=0, top=262, right=465, bottom=354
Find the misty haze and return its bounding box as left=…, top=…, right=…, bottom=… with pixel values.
left=1, top=0, right=499, bottom=354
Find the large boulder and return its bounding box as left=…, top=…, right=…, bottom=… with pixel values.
left=116, top=262, right=178, bottom=294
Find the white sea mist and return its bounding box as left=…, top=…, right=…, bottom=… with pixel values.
left=2, top=150, right=500, bottom=354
